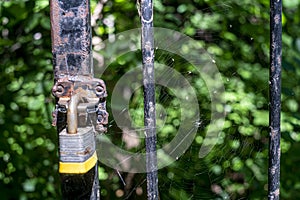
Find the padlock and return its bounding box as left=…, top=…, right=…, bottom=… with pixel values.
left=59, top=126, right=97, bottom=174
left=52, top=77, right=108, bottom=174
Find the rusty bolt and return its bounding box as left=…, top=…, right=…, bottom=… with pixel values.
left=95, top=85, right=104, bottom=96
left=53, top=84, right=64, bottom=96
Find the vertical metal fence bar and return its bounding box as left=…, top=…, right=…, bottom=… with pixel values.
left=50, top=0, right=108, bottom=199
left=140, top=0, right=159, bottom=199
left=268, top=0, right=282, bottom=199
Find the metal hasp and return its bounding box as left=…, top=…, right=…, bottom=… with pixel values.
left=269, top=0, right=282, bottom=199
left=140, top=0, right=159, bottom=199
left=50, top=0, right=108, bottom=199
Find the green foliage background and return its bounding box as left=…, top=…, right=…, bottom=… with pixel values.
left=0, top=0, right=300, bottom=199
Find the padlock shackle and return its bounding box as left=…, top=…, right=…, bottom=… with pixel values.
left=67, top=92, right=81, bottom=134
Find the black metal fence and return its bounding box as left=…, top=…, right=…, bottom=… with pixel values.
left=269, top=0, right=282, bottom=199
left=50, top=0, right=282, bottom=199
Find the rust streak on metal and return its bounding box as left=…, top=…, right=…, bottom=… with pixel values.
left=50, top=0, right=93, bottom=79
left=50, top=0, right=61, bottom=50
left=64, top=11, right=75, bottom=17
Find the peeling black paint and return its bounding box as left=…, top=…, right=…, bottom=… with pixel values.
left=51, top=0, right=92, bottom=79
left=58, top=0, right=83, bottom=10
left=269, top=0, right=282, bottom=199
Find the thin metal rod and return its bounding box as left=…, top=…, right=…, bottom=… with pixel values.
left=268, top=0, right=282, bottom=199
left=140, top=0, right=159, bottom=199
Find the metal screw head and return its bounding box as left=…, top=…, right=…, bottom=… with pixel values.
left=95, top=85, right=104, bottom=96
left=52, top=84, right=64, bottom=96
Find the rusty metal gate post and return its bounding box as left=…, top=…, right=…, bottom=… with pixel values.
left=269, top=0, right=282, bottom=199
left=50, top=0, right=108, bottom=199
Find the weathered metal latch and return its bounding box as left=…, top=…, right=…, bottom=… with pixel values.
left=52, top=77, right=108, bottom=174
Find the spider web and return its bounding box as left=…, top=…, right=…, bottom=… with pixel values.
left=93, top=1, right=269, bottom=199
